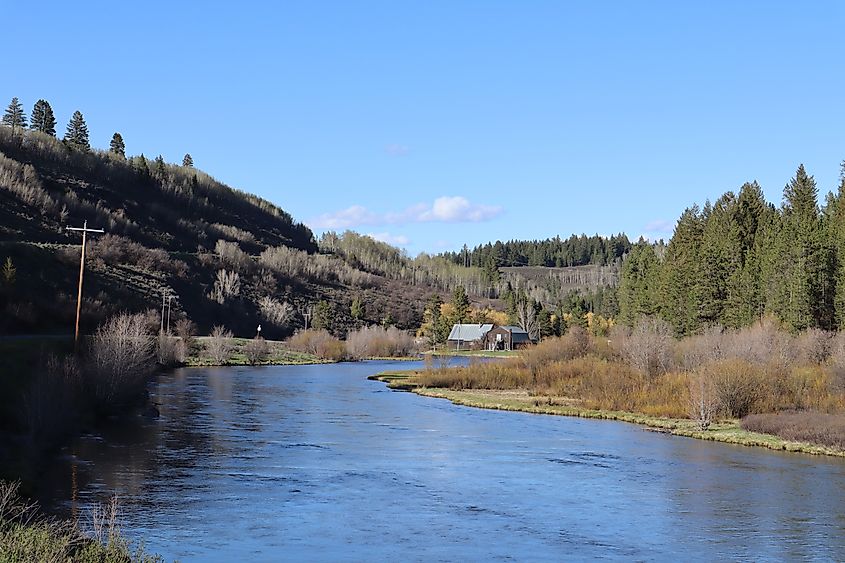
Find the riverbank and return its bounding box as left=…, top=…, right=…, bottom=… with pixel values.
left=371, top=371, right=845, bottom=458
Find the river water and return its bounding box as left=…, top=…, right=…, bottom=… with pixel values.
left=37, top=360, right=845, bottom=561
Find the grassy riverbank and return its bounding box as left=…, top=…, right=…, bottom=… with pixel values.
left=371, top=370, right=845, bottom=458
left=185, top=337, right=330, bottom=367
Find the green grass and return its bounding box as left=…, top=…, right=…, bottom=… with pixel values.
left=185, top=337, right=330, bottom=367
left=370, top=370, right=845, bottom=458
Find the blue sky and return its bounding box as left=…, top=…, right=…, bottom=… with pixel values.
left=5, top=1, right=845, bottom=254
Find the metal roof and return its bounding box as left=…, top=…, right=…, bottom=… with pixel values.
left=447, top=323, right=494, bottom=341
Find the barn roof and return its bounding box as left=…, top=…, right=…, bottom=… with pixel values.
left=448, top=323, right=494, bottom=341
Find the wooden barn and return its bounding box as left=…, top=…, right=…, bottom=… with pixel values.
left=484, top=325, right=533, bottom=351
left=446, top=323, right=494, bottom=350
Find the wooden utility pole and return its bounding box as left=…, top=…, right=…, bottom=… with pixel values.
left=66, top=220, right=104, bottom=352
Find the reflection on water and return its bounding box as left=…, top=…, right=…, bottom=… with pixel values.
left=35, top=361, right=845, bottom=561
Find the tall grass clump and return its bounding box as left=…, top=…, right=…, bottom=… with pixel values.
left=742, top=412, right=845, bottom=450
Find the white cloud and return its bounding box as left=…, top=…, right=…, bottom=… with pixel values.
left=367, top=232, right=410, bottom=245
left=309, top=196, right=503, bottom=229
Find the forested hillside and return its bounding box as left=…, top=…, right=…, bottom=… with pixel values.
left=618, top=165, right=845, bottom=336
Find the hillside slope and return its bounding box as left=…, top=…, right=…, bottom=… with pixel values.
left=0, top=127, right=431, bottom=337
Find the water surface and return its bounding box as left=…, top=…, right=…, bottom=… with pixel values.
left=40, top=361, right=845, bottom=561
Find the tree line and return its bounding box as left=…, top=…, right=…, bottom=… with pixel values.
left=618, top=164, right=845, bottom=336
left=439, top=233, right=632, bottom=268
left=2, top=96, right=194, bottom=168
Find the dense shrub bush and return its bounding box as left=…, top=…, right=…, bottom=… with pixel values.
left=345, top=326, right=417, bottom=359
left=287, top=329, right=346, bottom=361
left=86, top=313, right=154, bottom=408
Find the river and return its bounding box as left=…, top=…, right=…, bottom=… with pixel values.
left=35, top=360, right=845, bottom=561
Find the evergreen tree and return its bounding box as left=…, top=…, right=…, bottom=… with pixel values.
left=827, top=166, right=845, bottom=328
left=2, top=97, right=27, bottom=131
left=660, top=206, right=704, bottom=336
left=109, top=132, right=126, bottom=158
left=777, top=165, right=822, bottom=330
left=311, top=300, right=332, bottom=331
left=154, top=155, right=167, bottom=177
left=451, top=285, right=470, bottom=323
left=724, top=183, right=768, bottom=327
left=350, top=297, right=364, bottom=321
left=698, top=193, right=742, bottom=326
left=182, top=153, right=194, bottom=167
left=63, top=110, right=90, bottom=150
left=29, top=99, right=55, bottom=136
left=617, top=240, right=662, bottom=325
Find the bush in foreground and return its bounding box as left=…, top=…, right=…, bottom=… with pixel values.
left=0, top=481, right=161, bottom=562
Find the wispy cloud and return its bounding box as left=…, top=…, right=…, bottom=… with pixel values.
left=385, top=143, right=410, bottom=156
left=640, top=219, right=675, bottom=241
left=367, top=232, right=410, bottom=245
left=643, top=219, right=675, bottom=233
left=309, top=196, right=503, bottom=229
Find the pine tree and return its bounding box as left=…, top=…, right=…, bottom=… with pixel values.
left=827, top=166, right=845, bottom=328
left=699, top=193, right=742, bottom=326
left=773, top=165, right=822, bottom=330
left=724, top=182, right=768, bottom=327
left=660, top=206, right=704, bottom=336
left=29, top=99, right=56, bottom=136
left=154, top=155, right=167, bottom=177
left=451, top=285, right=470, bottom=323
left=182, top=153, right=193, bottom=167
left=617, top=240, right=662, bottom=325
left=109, top=132, right=126, bottom=158
left=63, top=110, right=90, bottom=150
left=2, top=97, right=27, bottom=131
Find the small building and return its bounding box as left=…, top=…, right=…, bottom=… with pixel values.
left=484, top=325, right=534, bottom=351
left=446, top=323, right=494, bottom=350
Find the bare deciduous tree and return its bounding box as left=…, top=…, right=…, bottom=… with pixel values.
left=688, top=369, right=717, bottom=430
left=621, top=317, right=673, bottom=378
left=87, top=313, right=154, bottom=406
left=244, top=337, right=270, bottom=365
left=209, top=269, right=240, bottom=304
left=205, top=325, right=234, bottom=364
left=258, top=296, right=294, bottom=328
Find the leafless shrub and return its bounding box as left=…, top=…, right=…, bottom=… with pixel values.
left=87, top=313, right=155, bottom=407
left=621, top=317, right=673, bottom=378
left=258, top=296, right=294, bottom=328
left=521, top=327, right=590, bottom=376
left=244, top=337, right=270, bottom=365
left=345, top=325, right=417, bottom=359
left=212, top=223, right=256, bottom=245
left=721, top=317, right=795, bottom=368
left=676, top=325, right=725, bottom=370
left=287, top=329, right=346, bottom=361
left=742, top=411, right=845, bottom=449
left=795, top=328, right=833, bottom=365
left=209, top=269, right=240, bottom=304
left=829, top=332, right=845, bottom=391
left=156, top=334, right=182, bottom=366
left=259, top=245, right=375, bottom=287
left=688, top=369, right=718, bottom=430
left=205, top=325, right=234, bottom=364
left=88, top=234, right=188, bottom=277
left=174, top=317, right=197, bottom=357
left=706, top=359, right=764, bottom=418
left=214, top=239, right=252, bottom=273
